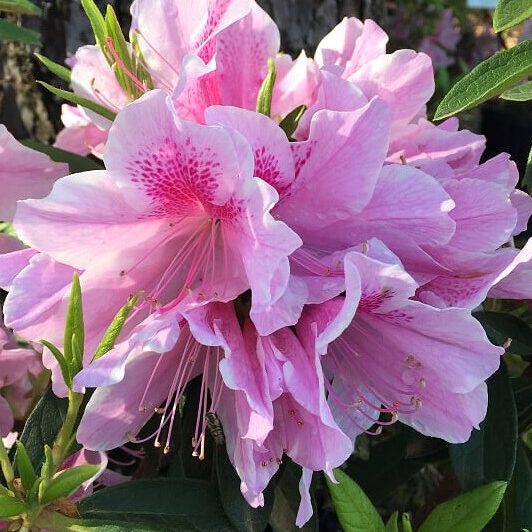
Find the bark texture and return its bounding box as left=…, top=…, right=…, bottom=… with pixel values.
left=0, top=0, right=386, bottom=139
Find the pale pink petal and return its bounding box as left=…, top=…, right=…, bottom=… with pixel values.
left=217, top=2, right=280, bottom=110
left=271, top=51, right=320, bottom=119
left=274, top=98, right=390, bottom=245
left=350, top=49, right=434, bottom=131
left=77, top=348, right=180, bottom=450
left=443, top=178, right=516, bottom=252
left=70, top=46, right=129, bottom=129
left=296, top=468, right=314, bottom=527
left=205, top=105, right=295, bottom=195
left=131, top=0, right=251, bottom=87
left=0, top=125, right=68, bottom=221
left=510, top=189, right=532, bottom=235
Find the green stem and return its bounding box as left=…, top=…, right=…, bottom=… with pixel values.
left=52, top=391, right=83, bottom=471
left=0, top=436, right=15, bottom=489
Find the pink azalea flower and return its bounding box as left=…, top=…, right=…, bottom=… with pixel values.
left=0, top=125, right=68, bottom=221
left=272, top=17, right=434, bottom=138
left=298, top=244, right=503, bottom=444
left=388, top=118, right=532, bottom=307
left=68, top=0, right=278, bottom=133
left=54, top=104, right=108, bottom=159
left=3, top=91, right=299, bottom=389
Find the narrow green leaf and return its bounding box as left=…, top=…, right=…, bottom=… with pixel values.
left=105, top=4, right=137, bottom=97
left=21, top=140, right=103, bottom=173
left=64, top=273, right=84, bottom=375
left=34, top=53, right=71, bottom=83
left=0, top=494, right=27, bottom=517
left=92, top=294, right=140, bottom=361
left=256, top=58, right=277, bottom=117
left=0, top=0, right=40, bottom=15
left=40, top=340, right=71, bottom=388
left=41, top=464, right=100, bottom=504
left=279, top=105, right=307, bottom=138
left=450, top=364, right=518, bottom=490
left=493, top=0, right=532, bottom=32
left=0, top=18, right=40, bottom=44
left=402, top=513, right=413, bottom=532
left=418, top=481, right=507, bottom=532
left=37, top=81, right=116, bottom=122
left=326, top=469, right=385, bottom=532
left=15, top=441, right=38, bottom=492
left=500, top=80, right=532, bottom=101
left=80, top=0, right=106, bottom=50
left=434, top=40, right=532, bottom=120
left=384, top=512, right=399, bottom=532
left=41, top=445, right=54, bottom=480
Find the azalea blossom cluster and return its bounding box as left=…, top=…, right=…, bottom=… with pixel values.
left=1, top=0, right=531, bottom=525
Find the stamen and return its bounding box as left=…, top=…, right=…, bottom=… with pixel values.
left=105, top=37, right=148, bottom=94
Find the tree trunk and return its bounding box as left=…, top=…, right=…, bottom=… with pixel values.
left=0, top=0, right=386, bottom=139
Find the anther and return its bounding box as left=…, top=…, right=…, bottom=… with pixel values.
left=288, top=409, right=296, bottom=416
left=419, top=378, right=426, bottom=389
left=154, top=407, right=165, bottom=414
left=503, top=337, right=512, bottom=349
left=120, top=270, right=126, bottom=277
left=138, top=405, right=147, bottom=413
left=361, top=241, right=369, bottom=254
left=154, top=440, right=162, bottom=448
left=261, top=461, right=267, bottom=467
left=400, top=155, right=407, bottom=165
left=163, top=445, right=171, bottom=455
left=127, top=432, right=138, bottom=442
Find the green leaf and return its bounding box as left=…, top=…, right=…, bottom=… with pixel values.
left=41, top=464, right=100, bottom=504
left=15, top=441, right=37, bottom=491
left=34, top=53, right=72, bottom=83
left=434, top=40, right=532, bottom=120
left=500, top=80, right=532, bottom=101
left=493, top=0, right=532, bottom=32
left=37, top=81, right=116, bottom=122
left=384, top=512, right=399, bottom=532
left=35, top=512, right=173, bottom=532
left=269, top=459, right=318, bottom=532
left=40, top=340, right=71, bottom=389
left=0, top=0, right=40, bottom=15
left=92, top=294, right=140, bottom=361
left=418, top=481, right=507, bottom=532
left=0, top=18, right=40, bottom=44
left=80, top=0, right=107, bottom=50
left=256, top=58, right=276, bottom=117
left=215, top=444, right=272, bottom=532
left=450, top=364, right=517, bottom=490
left=474, top=310, right=532, bottom=358
left=326, top=469, right=385, bottom=532
left=64, top=273, right=84, bottom=376
left=0, top=494, right=27, bottom=517
left=78, top=478, right=237, bottom=531
left=513, top=376, right=532, bottom=434
left=15, top=386, right=68, bottom=472
left=279, top=105, right=307, bottom=138
left=401, top=513, right=413, bottom=532
left=20, top=140, right=103, bottom=173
